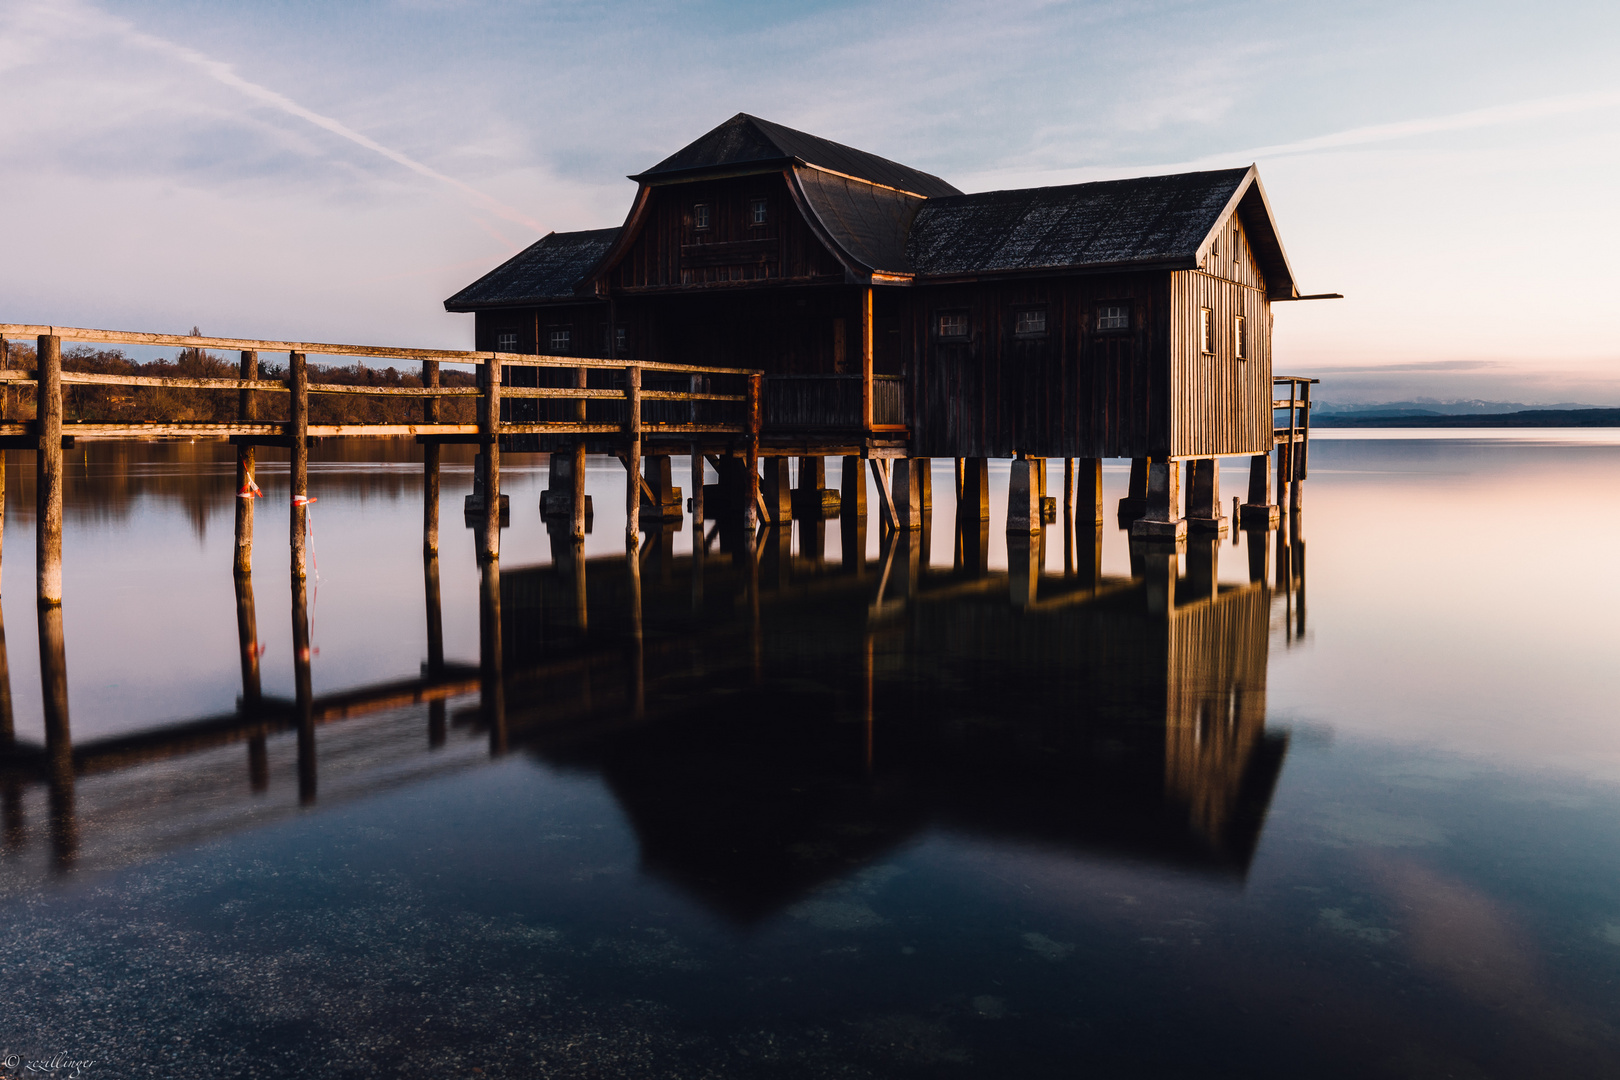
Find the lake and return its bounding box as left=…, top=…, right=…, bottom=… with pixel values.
left=3, top=433, right=1620, bottom=1078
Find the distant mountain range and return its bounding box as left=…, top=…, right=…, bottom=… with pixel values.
left=1314, top=407, right=1620, bottom=428
left=1312, top=399, right=1607, bottom=417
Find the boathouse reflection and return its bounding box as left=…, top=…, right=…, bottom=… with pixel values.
left=0, top=501, right=1306, bottom=908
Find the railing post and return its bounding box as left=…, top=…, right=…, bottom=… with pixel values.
left=571, top=366, right=589, bottom=543
left=1295, top=380, right=1311, bottom=511
left=479, top=356, right=501, bottom=562
left=860, top=288, right=874, bottom=432
left=423, top=358, right=440, bottom=557
left=745, top=373, right=762, bottom=529
left=290, top=351, right=309, bottom=580
left=36, top=334, right=63, bottom=606
left=624, top=365, right=641, bottom=546
left=234, top=350, right=257, bottom=575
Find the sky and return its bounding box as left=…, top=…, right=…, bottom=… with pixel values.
left=1, top=0, right=1617, bottom=404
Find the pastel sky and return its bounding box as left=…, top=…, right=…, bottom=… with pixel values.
left=2, top=0, right=1616, bottom=403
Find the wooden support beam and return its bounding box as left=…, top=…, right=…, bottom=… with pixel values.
left=1076, top=457, right=1103, bottom=526
left=1119, top=457, right=1148, bottom=521
left=1241, top=452, right=1279, bottom=529
left=1186, top=458, right=1227, bottom=533
left=840, top=455, right=866, bottom=519
left=744, top=374, right=762, bottom=530
left=423, top=358, right=440, bottom=556
left=860, top=287, right=874, bottom=431
left=571, top=366, right=589, bottom=542
left=891, top=458, right=924, bottom=530
left=690, top=442, right=705, bottom=525
left=623, top=365, right=641, bottom=546
left=234, top=350, right=258, bottom=575
left=289, top=352, right=309, bottom=580
left=479, top=357, right=501, bottom=561
left=761, top=458, right=792, bottom=526
left=1007, top=455, right=1041, bottom=535
left=958, top=457, right=989, bottom=522
left=1130, top=458, right=1186, bottom=541
left=36, top=335, right=63, bottom=606
left=234, top=572, right=261, bottom=709
left=870, top=459, right=897, bottom=532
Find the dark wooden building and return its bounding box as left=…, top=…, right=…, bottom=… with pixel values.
left=446, top=113, right=1317, bottom=533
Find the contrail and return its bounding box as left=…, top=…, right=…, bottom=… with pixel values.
left=66, top=1, right=546, bottom=233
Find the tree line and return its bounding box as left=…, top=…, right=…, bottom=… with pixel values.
left=0, top=336, right=477, bottom=425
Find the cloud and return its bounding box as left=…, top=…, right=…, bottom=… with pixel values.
left=29, top=0, right=545, bottom=232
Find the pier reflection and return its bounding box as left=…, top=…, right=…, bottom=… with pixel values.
left=0, top=503, right=1306, bottom=912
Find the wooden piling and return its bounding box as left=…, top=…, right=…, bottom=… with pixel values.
left=571, top=364, right=589, bottom=541
left=289, top=351, right=309, bottom=580
left=1186, top=458, right=1226, bottom=532
left=423, top=358, right=440, bottom=555
left=892, top=458, right=924, bottom=530
left=1131, top=458, right=1186, bottom=540
left=38, top=602, right=74, bottom=865
left=623, top=366, right=642, bottom=544
left=424, top=551, right=444, bottom=678
left=1119, top=457, right=1148, bottom=521
left=480, top=357, right=502, bottom=561
left=1076, top=458, right=1103, bottom=526
left=1240, top=452, right=1279, bottom=528
left=745, top=374, right=762, bottom=530
left=840, top=455, right=866, bottom=519
left=690, top=443, right=705, bottom=525
left=762, top=458, right=792, bottom=525
left=36, top=334, right=63, bottom=606
left=479, top=558, right=506, bottom=754
left=234, top=350, right=258, bottom=575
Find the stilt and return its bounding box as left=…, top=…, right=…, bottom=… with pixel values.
left=744, top=373, right=762, bottom=532
left=1118, top=457, right=1148, bottom=522
left=1007, top=455, right=1041, bottom=534
left=869, top=460, right=897, bottom=532
left=423, top=358, right=441, bottom=555
left=570, top=441, right=588, bottom=542
left=234, top=350, right=258, bottom=574
left=761, top=457, right=792, bottom=526
left=917, top=458, right=932, bottom=514
left=479, top=356, right=502, bottom=561
left=1186, top=458, right=1227, bottom=533
left=626, top=538, right=645, bottom=721
left=234, top=573, right=261, bottom=709
left=892, top=458, right=924, bottom=530
left=958, top=457, right=989, bottom=522
left=289, top=351, right=309, bottom=580
left=1130, top=458, right=1186, bottom=540
left=840, top=455, right=866, bottom=520
left=642, top=455, right=682, bottom=521
left=1076, top=457, right=1103, bottom=526
left=292, top=572, right=315, bottom=805
left=36, top=334, right=63, bottom=605
left=793, top=456, right=838, bottom=519
left=1240, top=452, right=1279, bottom=529
left=689, top=444, right=705, bottom=524
left=623, top=365, right=641, bottom=545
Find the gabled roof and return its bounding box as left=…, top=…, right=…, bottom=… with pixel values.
left=631, top=113, right=961, bottom=199
left=906, top=166, right=1297, bottom=298
left=443, top=228, right=619, bottom=311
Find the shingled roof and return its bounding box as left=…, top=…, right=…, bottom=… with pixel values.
left=444, top=228, right=619, bottom=311
left=632, top=113, right=961, bottom=199
left=906, top=167, right=1294, bottom=297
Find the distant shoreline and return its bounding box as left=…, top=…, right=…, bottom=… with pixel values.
left=1313, top=408, right=1620, bottom=428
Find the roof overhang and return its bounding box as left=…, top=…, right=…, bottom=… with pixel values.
left=1193, top=166, right=1299, bottom=301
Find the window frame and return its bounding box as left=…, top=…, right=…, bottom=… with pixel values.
left=1199, top=308, right=1215, bottom=356
left=692, top=203, right=711, bottom=231
left=936, top=310, right=970, bottom=340
left=748, top=197, right=769, bottom=227
left=1096, top=301, right=1132, bottom=334
left=1013, top=306, right=1048, bottom=339
left=548, top=327, right=573, bottom=355
left=1233, top=315, right=1247, bottom=360
left=494, top=331, right=518, bottom=353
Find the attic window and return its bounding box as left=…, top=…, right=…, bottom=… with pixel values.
left=549, top=328, right=572, bottom=354
left=693, top=203, right=711, bottom=230
left=937, top=312, right=969, bottom=339
left=495, top=332, right=518, bottom=353
left=1234, top=316, right=1248, bottom=360
left=1014, top=308, right=1047, bottom=337
left=615, top=325, right=628, bottom=354
left=1199, top=308, right=1215, bottom=355
left=749, top=198, right=768, bottom=226
left=1097, top=303, right=1130, bottom=332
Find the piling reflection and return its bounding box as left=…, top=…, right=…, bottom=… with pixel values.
left=0, top=495, right=1300, bottom=915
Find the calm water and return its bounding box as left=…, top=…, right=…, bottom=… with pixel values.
left=3, top=434, right=1620, bottom=1078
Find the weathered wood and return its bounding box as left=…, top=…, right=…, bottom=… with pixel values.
left=290, top=352, right=309, bottom=580
left=624, top=366, right=642, bottom=544
left=761, top=458, right=792, bottom=525
left=1076, top=457, right=1103, bottom=526
left=423, top=359, right=440, bottom=556
left=744, top=374, right=762, bottom=530
left=690, top=443, right=705, bottom=525
left=424, top=552, right=444, bottom=678
left=36, top=335, right=63, bottom=606
left=870, top=459, right=897, bottom=532
left=38, top=600, right=73, bottom=860
left=233, top=351, right=257, bottom=575
left=861, top=287, right=874, bottom=430
left=891, top=458, right=924, bottom=530
left=291, top=573, right=315, bottom=804
left=479, top=358, right=501, bottom=561
left=958, top=457, right=989, bottom=522
left=840, top=455, right=865, bottom=519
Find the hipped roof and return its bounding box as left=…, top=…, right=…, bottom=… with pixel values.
left=444, top=228, right=620, bottom=311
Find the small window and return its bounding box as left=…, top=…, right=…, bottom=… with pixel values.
left=1234, top=316, right=1247, bottom=360
left=749, top=198, right=768, bottom=226
left=495, top=332, right=517, bottom=353
left=549, top=328, right=572, bottom=354
left=614, top=325, right=627, bottom=354
left=938, top=312, right=969, bottom=339
left=693, top=203, right=710, bottom=230
left=1014, top=308, right=1047, bottom=337
left=1097, top=303, right=1130, bottom=332
left=1199, top=308, right=1214, bottom=355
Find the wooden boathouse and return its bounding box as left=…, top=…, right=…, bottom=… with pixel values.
left=446, top=112, right=1335, bottom=539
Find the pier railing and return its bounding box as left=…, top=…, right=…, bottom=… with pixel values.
left=762, top=374, right=906, bottom=432
left=1273, top=374, right=1317, bottom=504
